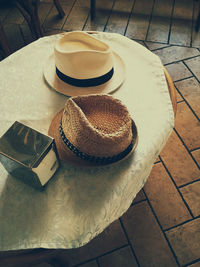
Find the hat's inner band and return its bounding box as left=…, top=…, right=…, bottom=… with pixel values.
left=56, top=67, right=114, bottom=87
left=59, top=120, right=134, bottom=164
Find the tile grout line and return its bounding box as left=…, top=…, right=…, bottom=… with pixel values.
left=40, top=2, right=54, bottom=29
left=119, top=218, right=141, bottom=267
left=179, top=178, right=200, bottom=189
left=173, top=127, right=200, bottom=170
left=82, top=10, right=90, bottom=31
left=175, top=87, right=200, bottom=121
left=171, top=75, right=194, bottom=83
left=177, top=99, right=185, bottom=104
left=130, top=159, right=163, bottom=207
left=190, top=147, right=200, bottom=152
left=60, top=0, right=77, bottom=31
left=172, top=81, right=200, bottom=122
left=140, top=40, right=149, bottom=50
left=173, top=74, right=200, bottom=121
left=159, top=43, right=200, bottom=49
left=145, top=0, right=156, bottom=41
left=96, top=257, right=100, bottom=267
left=164, top=215, right=200, bottom=232
left=137, top=39, right=171, bottom=49
left=182, top=258, right=200, bottom=267
left=148, top=44, right=171, bottom=52
left=96, top=244, right=129, bottom=261
left=75, top=244, right=130, bottom=267
left=154, top=160, right=161, bottom=164
left=131, top=38, right=166, bottom=48
left=159, top=155, right=195, bottom=219
left=142, top=188, right=181, bottom=267
left=103, top=0, right=117, bottom=32
left=123, top=0, right=136, bottom=36
left=131, top=198, right=147, bottom=207
left=163, top=54, right=200, bottom=66
left=182, top=59, right=200, bottom=83
left=174, top=82, right=200, bottom=120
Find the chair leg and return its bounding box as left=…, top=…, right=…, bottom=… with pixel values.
left=14, top=0, right=43, bottom=39
left=31, top=0, right=43, bottom=37
left=195, top=11, right=200, bottom=32
left=53, top=0, right=65, bottom=18
left=0, top=21, right=11, bottom=57
left=90, top=0, right=96, bottom=20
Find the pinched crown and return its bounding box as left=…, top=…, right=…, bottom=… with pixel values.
left=61, top=94, right=133, bottom=157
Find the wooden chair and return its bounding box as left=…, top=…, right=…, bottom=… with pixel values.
left=14, top=0, right=65, bottom=39
left=0, top=20, right=11, bottom=57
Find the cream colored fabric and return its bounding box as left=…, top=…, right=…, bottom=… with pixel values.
left=0, top=32, right=174, bottom=251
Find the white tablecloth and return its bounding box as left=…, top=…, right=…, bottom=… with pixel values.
left=0, top=32, right=174, bottom=251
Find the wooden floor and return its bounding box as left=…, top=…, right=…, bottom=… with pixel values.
left=0, top=0, right=200, bottom=267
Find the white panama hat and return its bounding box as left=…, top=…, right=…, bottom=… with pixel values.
left=43, top=31, right=125, bottom=97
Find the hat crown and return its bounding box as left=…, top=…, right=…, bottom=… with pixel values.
left=54, top=32, right=114, bottom=80
left=62, top=94, right=133, bottom=157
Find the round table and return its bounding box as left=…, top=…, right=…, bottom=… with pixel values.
left=0, top=32, right=175, bottom=265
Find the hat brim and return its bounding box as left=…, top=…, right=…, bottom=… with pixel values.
left=43, top=51, right=125, bottom=97
left=48, top=109, right=138, bottom=167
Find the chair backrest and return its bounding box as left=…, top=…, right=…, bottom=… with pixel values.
left=0, top=21, right=11, bottom=58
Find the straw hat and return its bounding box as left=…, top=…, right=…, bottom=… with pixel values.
left=48, top=94, right=138, bottom=166
left=43, top=31, right=125, bottom=97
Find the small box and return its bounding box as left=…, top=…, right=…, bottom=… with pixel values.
left=0, top=121, right=59, bottom=190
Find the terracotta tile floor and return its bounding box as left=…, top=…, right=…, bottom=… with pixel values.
left=0, top=0, right=200, bottom=266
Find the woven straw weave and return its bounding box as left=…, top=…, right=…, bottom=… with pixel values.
left=62, top=94, right=133, bottom=157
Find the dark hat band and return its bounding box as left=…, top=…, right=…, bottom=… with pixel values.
left=59, top=120, right=134, bottom=164
left=56, top=67, right=114, bottom=87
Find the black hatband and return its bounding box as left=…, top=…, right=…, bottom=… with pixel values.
left=56, top=67, right=114, bottom=87
left=59, top=120, right=134, bottom=164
